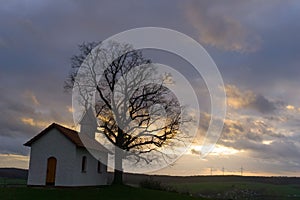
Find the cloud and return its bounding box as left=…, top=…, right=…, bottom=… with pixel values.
left=0, top=136, right=29, bottom=156
left=20, top=117, right=49, bottom=128
left=217, top=103, right=300, bottom=169
left=184, top=0, right=261, bottom=52
left=225, top=85, right=277, bottom=114
left=190, top=148, right=200, bottom=155
left=244, top=139, right=300, bottom=169
left=225, top=85, right=255, bottom=109
left=249, top=94, right=277, bottom=114
left=0, top=85, right=74, bottom=155
left=20, top=118, right=35, bottom=126
left=222, top=115, right=286, bottom=143
left=0, top=154, right=29, bottom=169
left=286, top=105, right=295, bottom=110
left=222, top=119, right=244, bottom=140
left=24, top=91, right=40, bottom=105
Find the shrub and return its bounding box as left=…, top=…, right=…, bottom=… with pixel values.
left=139, top=178, right=175, bottom=192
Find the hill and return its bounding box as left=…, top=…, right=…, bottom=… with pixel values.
left=1, top=168, right=300, bottom=185
left=1, top=168, right=300, bottom=199
left=122, top=173, right=300, bottom=185
left=0, top=168, right=28, bottom=179
left=0, top=185, right=205, bottom=200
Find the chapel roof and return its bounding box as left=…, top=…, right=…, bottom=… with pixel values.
left=24, top=123, right=111, bottom=153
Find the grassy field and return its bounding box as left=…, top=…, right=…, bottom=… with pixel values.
left=0, top=177, right=27, bottom=186
left=0, top=185, right=207, bottom=200
left=171, top=181, right=300, bottom=200
left=1, top=175, right=300, bottom=200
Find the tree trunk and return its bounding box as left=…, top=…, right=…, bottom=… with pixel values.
left=113, top=168, right=123, bottom=185
left=113, top=146, right=123, bottom=185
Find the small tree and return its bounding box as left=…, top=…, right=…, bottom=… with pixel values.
left=65, top=41, right=186, bottom=184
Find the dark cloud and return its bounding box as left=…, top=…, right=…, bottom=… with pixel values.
left=0, top=83, right=74, bottom=155
left=0, top=136, right=29, bottom=156
left=184, top=0, right=263, bottom=52
left=249, top=94, right=277, bottom=114
left=218, top=110, right=300, bottom=169
left=221, top=115, right=286, bottom=143
left=226, top=85, right=278, bottom=114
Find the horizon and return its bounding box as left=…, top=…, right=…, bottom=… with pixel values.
left=1, top=0, right=300, bottom=177
left=1, top=166, right=300, bottom=178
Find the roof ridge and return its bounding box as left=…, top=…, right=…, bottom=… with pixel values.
left=52, top=123, right=78, bottom=133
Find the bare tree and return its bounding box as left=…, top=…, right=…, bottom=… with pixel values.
left=65, top=41, right=187, bottom=184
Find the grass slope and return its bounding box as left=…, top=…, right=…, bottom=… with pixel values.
left=172, top=182, right=300, bottom=199
left=0, top=185, right=206, bottom=200
left=0, top=177, right=27, bottom=186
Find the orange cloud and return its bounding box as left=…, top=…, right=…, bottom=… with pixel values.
left=286, top=105, right=295, bottom=110
left=21, top=117, right=35, bottom=126
left=225, top=85, right=255, bottom=109
left=225, top=84, right=276, bottom=114
left=21, top=117, right=49, bottom=127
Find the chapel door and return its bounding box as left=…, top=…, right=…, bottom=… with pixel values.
left=46, top=157, right=57, bottom=185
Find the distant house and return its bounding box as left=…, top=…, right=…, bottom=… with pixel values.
left=24, top=109, right=111, bottom=187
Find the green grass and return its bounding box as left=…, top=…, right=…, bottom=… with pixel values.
left=0, top=178, right=27, bottom=186
left=1, top=177, right=300, bottom=200
left=171, top=182, right=300, bottom=199
left=0, top=185, right=207, bottom=200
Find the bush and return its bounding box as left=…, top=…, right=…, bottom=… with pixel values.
left=139, top=178, right=175, bottom=192
left=140, top=179, right=163, bottom=190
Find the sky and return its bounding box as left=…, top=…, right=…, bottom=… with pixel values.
left=0, top=0, right=300, bottom=176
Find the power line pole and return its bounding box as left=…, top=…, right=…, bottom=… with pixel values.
left=210, top=167, right=213, bottom=176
